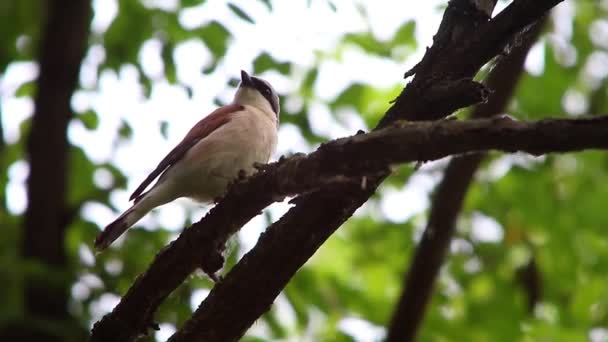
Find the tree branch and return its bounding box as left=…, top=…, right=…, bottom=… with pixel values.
left=169, top=115, right=608, bottom=341
left=386, top=18, right=546, bottom=342
left=90, top=1, right=565, bottom=340
left=478, top=0, right=561, bottom=63
left=380, top=0, right=498, bottom=124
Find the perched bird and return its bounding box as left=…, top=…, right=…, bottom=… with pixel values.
left=94, top=70, right=280, bottom=250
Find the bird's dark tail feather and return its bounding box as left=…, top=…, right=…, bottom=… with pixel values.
left=94, top=207, right=135, bottom=251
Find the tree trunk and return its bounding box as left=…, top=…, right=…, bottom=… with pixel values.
left=1, top=0, right=91, bottom=340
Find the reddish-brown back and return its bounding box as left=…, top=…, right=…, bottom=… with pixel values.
left=129, top=104, right=245, bottom=202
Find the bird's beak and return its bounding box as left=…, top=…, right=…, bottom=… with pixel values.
left=240, top=70, right=253, bottom=87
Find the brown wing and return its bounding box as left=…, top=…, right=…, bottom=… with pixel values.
left=129, top=104, right=244, bottom=202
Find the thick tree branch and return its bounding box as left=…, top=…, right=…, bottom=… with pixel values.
left=382, top=0, right=563, bottom=124
left=380, top=0, right=498, bottom=124
left=386, top=19, right=546, bottom=342
left=90, top=1, right=564, bottom=340
left=182, top=116, right=608, bottom=187
left=2, top=0, right=92, bottom=341
left=169, top=1, right=563, bottom=340
left=477, top=0, right=560, bottom=62
left=91, top=115, right=606, bottom=341
left=170, top=115, right=608, bottom=341
left=452, top=0, right=561, bottom=76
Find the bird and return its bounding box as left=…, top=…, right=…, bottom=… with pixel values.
left=94, top=70, right=280, bottom=250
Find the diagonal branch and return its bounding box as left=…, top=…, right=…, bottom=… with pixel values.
left=168, top=115, right=608, bottom=341
left=90, top=1, right=564, bottom=341
left=386, top=19, right=546, bottom=342
left=168, top=1, right=563, bottom=340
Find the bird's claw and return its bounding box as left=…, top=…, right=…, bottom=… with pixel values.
left=253, top=162, right=270, bottom=171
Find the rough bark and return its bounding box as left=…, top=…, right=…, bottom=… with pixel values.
left=2, top=0, right=91, bottom=341
left=168, top=115, right=608, bottom=341
left=386, top=19, right=546, bottom=342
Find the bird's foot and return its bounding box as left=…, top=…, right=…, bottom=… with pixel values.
left=253, top=162, right=272, bottom=172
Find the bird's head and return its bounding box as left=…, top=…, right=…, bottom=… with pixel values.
left=234, top=70, right=280, bottom=118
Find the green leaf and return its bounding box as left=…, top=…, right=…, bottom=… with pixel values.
left=227, top=3, right=255, bottom=24
left=342, top=21, right=416, bottom=58
left=160, top=120, right=169, bottom=139
left=343, top=32, right=391, bottom=57
left=14, top=80, right=35, bottom=98
left=392, top=21, right=416, bottom=49
left=330, top=83, right=400, bottom=127
left=161, top=42, right=177, bottom=83
left=0, top=0, right=41, bottom=71
left=253, top=52, right=290, bottom=75
left=180, top=0, right=206, bottom=8
left=257, top=0, right=272, bottom=11
left=301, top=69, right=318, bottom=99
left=195, top=21, right=231, bottom=61
left=78, top=110, right=99, bottom=130
left=326, top=1, right=337, bottom=12
left=103, top=0, right=150, bottom=70
left=67, top=146, right=97, bottom=207
left=118, top=120, right=133, bottom=138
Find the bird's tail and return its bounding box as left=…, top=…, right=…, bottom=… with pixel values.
left=94, top=205, right=143, bottom=251
left=94, top=189, right=162, bottom=251
left=94, top=182, right=177, bottom=251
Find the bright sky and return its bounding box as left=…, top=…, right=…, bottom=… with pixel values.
left=0, top=0, right=556, bottom=340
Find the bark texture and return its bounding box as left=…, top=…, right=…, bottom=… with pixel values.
left=169, top=116, right=608, bottom=342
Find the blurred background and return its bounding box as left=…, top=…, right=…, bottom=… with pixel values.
left=1, top=0, right=608, bottom=341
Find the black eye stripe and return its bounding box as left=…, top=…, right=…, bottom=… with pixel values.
left=251, top=77, right=279, bottom=115
left=258, top=83, right=270, bottom=93
left=252, top=79, right=271, bottom=91
left=261, top=92, right=276, bottom=112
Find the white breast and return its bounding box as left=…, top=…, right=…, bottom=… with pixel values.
left=177, top=105, right=277, bottom=201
